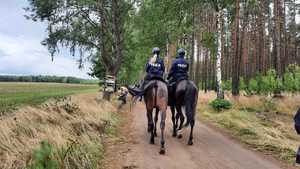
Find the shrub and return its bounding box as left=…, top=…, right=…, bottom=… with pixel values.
left=225, top=65, right=300, bottom=94
left=248, top=79, right=258, bottom=94
left=27, top=140, right=104, bottom=169
left=239, top=77, right=247, bottom=91
left=222, top=80, right=232, bottom=91
left=262, top=69, right=277, bottom=94
left=27, top=141, right=59, bottom=169
left=210, top=98, right=232, bottom=111
left=296, top=66, right=300, bottom=91
left=283, top=70, right=296, bottom=92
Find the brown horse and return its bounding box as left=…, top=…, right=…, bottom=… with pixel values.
left=170, top=80, right=198, bottom=145
left=128, top=79, right=168, bottom=154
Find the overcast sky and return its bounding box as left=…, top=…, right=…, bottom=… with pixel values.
left=0, top=0, right=92, bottom=79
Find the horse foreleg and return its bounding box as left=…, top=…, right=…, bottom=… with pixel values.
left=188, top=119, right=195, bottom=145
left=159, top=110, right=166, bottom=155
left=171, top=106, right=177, bottom=137
left=154, top=108, right=159, bottom=137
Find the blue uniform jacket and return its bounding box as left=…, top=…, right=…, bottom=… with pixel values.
left=146, top=58, right=165, bottom=78
left=167, top=55, right=189, bottom=82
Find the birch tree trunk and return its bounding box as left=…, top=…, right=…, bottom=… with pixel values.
left=192, top=35, right=199, bottom=83
left=216, top=9, right=224, bottom=99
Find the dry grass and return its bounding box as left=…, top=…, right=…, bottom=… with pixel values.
left=198, top=91, right=300, bottom=164
left=0, top=93, right=119, bottom=169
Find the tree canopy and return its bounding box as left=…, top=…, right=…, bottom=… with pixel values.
left=26, top=0, right=300, bottom=95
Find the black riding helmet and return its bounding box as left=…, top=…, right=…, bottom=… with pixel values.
left=152, top=47, right=160, bottom=55
left=177, top=48, right=185, bottom=57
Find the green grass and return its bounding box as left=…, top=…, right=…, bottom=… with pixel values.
left=201, top=109, right=297, bottom=163
left=199, top=92, right=300, bottom=165
left=0, top=82, right=99, bottom=113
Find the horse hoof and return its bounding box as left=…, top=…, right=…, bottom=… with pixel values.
left=159, top=149, right=165, bottom=155
left=172, top=133, right=177, bottom=137
left=177, top=134, right=183, bottom=139
left=188, top=140, right=193, bottom=145
left=150, top=139, right=155, bottom=144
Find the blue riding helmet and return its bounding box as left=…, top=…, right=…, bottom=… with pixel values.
left=152, top=47, right=160, bottom=55
left=177, top=48, right=185, bottom=57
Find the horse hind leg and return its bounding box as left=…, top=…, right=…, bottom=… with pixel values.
left=159, top=110, right=166, bottom=155
left=147, top=110, right=152, bottom=133
left=175, top=106, right=184, bottom=139
left=178, top=112, right=185, bottom=130
left=171, top=106, right=177, bottom=137
left=188, top=119, right=195, bottom=145
left=176, top=106, right=185, bottom=130
left=147, top=109, right=155, bottom=144
left=153, top=108, right=159, bottom=137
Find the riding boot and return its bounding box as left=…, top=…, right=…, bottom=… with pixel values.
left=127, top=81, right=146, bottom=101
left=168, top=81, right=176, bottom=106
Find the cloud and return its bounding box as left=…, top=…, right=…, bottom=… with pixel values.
left=0, top=0, right=93, bottom=79
left=0, top=32, right=92, bottom=79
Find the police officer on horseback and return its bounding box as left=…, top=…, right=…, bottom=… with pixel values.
left=129, top=47, right=165, bottom=97
left=145, top=47, right=165, bottom=82
left=167, top=48, right=189, bottom=105
left=168, top=48, right=189, bottom=85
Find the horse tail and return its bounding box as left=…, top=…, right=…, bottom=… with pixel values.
left=154, top=81, right=158, bottom=108
left=184, top=81, right=198, bottom=127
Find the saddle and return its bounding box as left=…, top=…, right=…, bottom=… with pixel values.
left=152, top=76, right=165, bottom=82
left=144, top=76, right=166, bottom=90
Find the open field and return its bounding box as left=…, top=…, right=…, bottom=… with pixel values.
left=0, top=82, right=99, bottom=113
left=199, top=91, right=300, bottom=165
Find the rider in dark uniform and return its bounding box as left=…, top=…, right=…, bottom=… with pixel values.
left=167, top=48, right=189, bottom=105
left=131, top=47, right=165, bottom=97
left=144, top=47, right=165, bottom=83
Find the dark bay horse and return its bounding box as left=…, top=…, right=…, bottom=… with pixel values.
left=128, top=79, right=168, bottom=154
left=170, top=80, right=198, bottom=145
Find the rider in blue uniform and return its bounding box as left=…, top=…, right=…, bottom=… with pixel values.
left=167, top=48, right=189, bottom=84
left=145, top=47, right=165, bottom=80
left=130, top=47, right=165, bottom=97
left=167, top=48, right=189, bottom=105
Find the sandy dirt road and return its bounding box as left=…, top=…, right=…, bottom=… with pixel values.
left=106, top=102, right=290, bottom=169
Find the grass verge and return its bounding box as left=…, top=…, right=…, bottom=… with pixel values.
left=0, top=93, right=120, bottom=169
left=199, top=91, right=300, bottom=165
